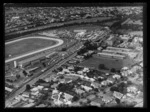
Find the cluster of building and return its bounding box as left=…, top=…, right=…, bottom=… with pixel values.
left=96, top=46, right=134, bottom=60
left=5, top=8, right=143, bottom=107
left=5, top=6, right=142, bottom=34
left=6, top=46, right=143, bottom=107
left=51, top=27, right=110, bottom=42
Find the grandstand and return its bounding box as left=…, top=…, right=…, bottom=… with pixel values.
left=18, top=52, right=56, bottom=68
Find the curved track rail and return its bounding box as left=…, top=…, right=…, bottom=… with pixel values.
left=5, top=36, right=64, bottom=63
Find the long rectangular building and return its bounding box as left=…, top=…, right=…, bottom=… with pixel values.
left=107, top=47, right=131, bottom=52
left=97, top=52, right=125, bottom=59
left=102, top=49, right=128, bottom=56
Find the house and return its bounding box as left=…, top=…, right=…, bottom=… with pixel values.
left=44, top=77, right=51, bottom=82
left=75, top=88, right=85, bottom=95
left=113, top=91, right=124, bottom=100
left=112, top=74, right=121, bottom=79
left=23, top=102, right=35, bottom=107
left=31, top=87, right=39, bottom=92
left=36, top=104, right=46, bottom=107
left=51, top=83, right=58, bottom=88
left=126, top=93, right=135, bottom=98
left=107, top=77, right=115, bottom=84
left=120, top=34, right=130, bottom=40
left=64, top=93, right=73, bottom=101
left=37, top=85, right=44, bottom=90
left=10, top=99, right=20, bottom=106
left=21, top=92, right=29, bottom=98
left=28, top=99, right=34, bottom=103
left=5, top=87, right=13, bottom=92
left=140, top=62, right=143, bottom=67
left=52, top=89, right=59, bottom=94
left=83, top=81, right=92, bottom=87
left=91, top=98, right=104, bottom=106
left=15, top=95, right=22, bottom=101
left=63, top=68, right=70, bottom=73
left=80, top=98, right=88, bottom=104
left=21, top=97, right=28, bottom=101
left=89, top=78, right=95, bottom=82
left=90, top=101, right=101, bottom=107
left=64, top=100, right=72, bottom=105
left=81, top=85, right=92, bottom=91
left=52, top=93, right=59, bottom=101
left=57, top=71, right=64, bottom=75
left=102, top=94, right=113, bottom=104
left=101, top=81, right=108, bottom=86
left=31, top=91, right=39, bottom=96
left=77, top=71, right=83, bottom=74
left=83, top=67, right=90, bottom=72
left=91, top=82, right=100, bottom=88
left=121, top=71, right=128, bottom=76
left=59, top=79, right=66, bottom=83
left=87, top=95, right=96, bottom=101
left=67, top=66, right=74, bottom=70
left=39, top=83, right=50, bottom=87
left=76, top=55, right=84, bottom=59
left=105, top=73, right=109, bottom=76
left=105, top=100, right=117, bottom=107
left=127, top=86, right=138, bottom=94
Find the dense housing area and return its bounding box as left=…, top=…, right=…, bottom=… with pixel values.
left=5, top=5, right=143, bottom=108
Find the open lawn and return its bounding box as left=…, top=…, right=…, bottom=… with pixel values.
left=5, top=37, right=57, bottom=58
left=78, top=56, right=135, bottom=70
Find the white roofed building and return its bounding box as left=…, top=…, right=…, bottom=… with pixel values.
left=81, top=85, right=92, bottom=91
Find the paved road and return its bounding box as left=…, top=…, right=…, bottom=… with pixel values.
left=5, top=36, right=64, bottom=63
left=5, top=52, right=77, bottom=107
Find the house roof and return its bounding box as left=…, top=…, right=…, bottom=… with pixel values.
left=87, top=95, right=96, bottom=100
left=113, top=91, right=123, bottom=99
left=102, top=94, right=113, bottom=102
left=92, top=98, right=104, bottom=105
left=64, top=93, right=73, bottom=100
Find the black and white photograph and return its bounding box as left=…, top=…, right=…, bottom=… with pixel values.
left=4, top=3, right=145, bottom=108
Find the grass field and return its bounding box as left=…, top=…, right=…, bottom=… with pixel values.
left=5, top=38, right=57, bottom=58
left=78, top=56, right=135, bottom=70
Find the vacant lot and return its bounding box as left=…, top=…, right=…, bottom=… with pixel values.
left=78, top=56, right=134, bottom=70
left=5, top=38, right=57, bottom=58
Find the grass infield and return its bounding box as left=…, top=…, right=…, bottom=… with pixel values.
left=5, top=38, right=57, bottom=58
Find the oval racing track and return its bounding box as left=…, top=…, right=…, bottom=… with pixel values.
left=5, top=36, right=64, bottom=63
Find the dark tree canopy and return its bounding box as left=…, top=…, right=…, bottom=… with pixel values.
left=98, top=64, right=105, bottom=70
left=111, top=68, right=116, bottom=73
left=26, top=84, right=31, bottom=91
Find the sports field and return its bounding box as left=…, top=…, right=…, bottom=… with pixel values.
left=5, top=36, right=64, bottom=62
left=78, top=56, right=135, bottom=70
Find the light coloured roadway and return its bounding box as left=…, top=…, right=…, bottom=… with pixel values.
left=5, top=36, right=64, bottom=63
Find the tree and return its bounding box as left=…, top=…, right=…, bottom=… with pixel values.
left=37, top=79, right=46, bottom=83
left=61, top=48, right=67, bottom=51
left=126, top=81, right=132, bottom=86
left=111, top=68, right=116, bottom=73
left=42, top=63, right=46, bottom=67
left=16, top=74, right=20, bottom=79
left=57, top=67, right=63, bottom=71
left=115, top=98, right=120, bottom=104
left=98, top=64, right=105, bottom=70
left=23, top=70, right=28, bottom=76
left=26, top=84, right=31, bottom=91
left=84, top=40, right=91, bottom=46
left=110, top=86, right=119, bottom=92
left=59, top=75, right=64, bottom=79
left=72, top=95, right=79, bottom=102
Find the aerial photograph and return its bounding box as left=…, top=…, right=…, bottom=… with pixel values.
left=5, top=3, right=144, bottom=108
